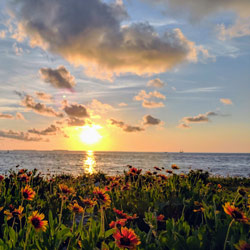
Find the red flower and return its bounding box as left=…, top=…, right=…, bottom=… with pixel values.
left=223, top=202, right=249, bottom=223
left=154, top=166, right=161, bottom=171
left=21, top=185, right=35, bottom=201
left=235, top=240, right=250, bottom=250
left=128, top=167, right=142, bottom=176
left=113, top=227, right=141, bottom=249
left=28, top=211, right=48, bottom=232
left=157, top=214, right=165, bottom=221
left=80, top=197, right=96, bottom=208
left=59, top=184, right=75, bottom=195
left=93, top=187, right=111, bottom=207
left=109, top=219, right=127, bottom=228
left=0, top=175, right=4, bottom=181
left=18, top=174, right=29, bottom=183
left=166, top=170, right=173, bottom=174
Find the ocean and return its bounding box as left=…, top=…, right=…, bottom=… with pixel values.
left=0, top=151, right=249, bottom=177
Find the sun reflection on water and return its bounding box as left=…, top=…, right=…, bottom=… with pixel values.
left=83, top=150, right=96, bottom=174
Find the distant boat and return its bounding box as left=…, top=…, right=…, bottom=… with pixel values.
left=179, top=150, right=184, bottom=153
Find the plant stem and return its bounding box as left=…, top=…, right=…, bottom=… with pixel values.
left=223, top=220, right=234, bottom=250
left=24, top=226, right=31, bottom=250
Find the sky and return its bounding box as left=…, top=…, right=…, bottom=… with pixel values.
left=0, top=0, right=249, bottom=152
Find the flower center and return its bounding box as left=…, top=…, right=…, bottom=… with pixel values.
left=120, top=237, right=131, bottom=246
left=31, top=217, right=41, bottom=228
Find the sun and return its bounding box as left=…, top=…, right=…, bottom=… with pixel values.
left=80, top=125, right=102, bottom=145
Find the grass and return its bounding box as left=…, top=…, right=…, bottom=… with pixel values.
left=0, top=166, right=249, bottom=249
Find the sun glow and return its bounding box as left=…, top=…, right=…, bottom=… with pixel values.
left=80, top=125, right=102, bottom=145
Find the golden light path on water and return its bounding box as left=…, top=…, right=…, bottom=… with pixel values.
left=83, top=150, right=96, bottom=174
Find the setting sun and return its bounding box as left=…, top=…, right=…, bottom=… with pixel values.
left=80, top=125, right=102, bottom=145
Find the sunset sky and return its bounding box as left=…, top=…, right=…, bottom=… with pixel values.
left=0, top=0, right=249, bottom=152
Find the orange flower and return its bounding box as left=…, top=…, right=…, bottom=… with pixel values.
left=171, top=164, right=179, bottom=170
left=223, top=202, right=249, bottom=223
left=28, top=211, right=48, bottom=232
left=59, top=184, right=75, bottom=195
left=80, top=197, right=96, bottom=208
left=235, top=240, right=250, bottom=250
left=113, top=227, right=141, bottom=249
left=93, top=187, right=111, bottom=207
left=109, top=219, right=127, bottom=228
left=217, top=184, right=222, bottom=189
left=21, top=185, right=35, bottom=201
left=68, top=202, right=84, bottom=214
left=166, top=170, right=173, bottom=174
left=4, top=206, right=24, bottom=220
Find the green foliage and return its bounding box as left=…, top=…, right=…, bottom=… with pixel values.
left=0, top=168, right=249, bottom=249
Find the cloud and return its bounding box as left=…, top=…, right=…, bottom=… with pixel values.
left=88, top=99, right=114, bottom=113
left=178, top=123, right=191, bottom=129
left=118, top=102, right=127, bottom=107
left=21, top=95, right=64, bottom=117
left=108, top=118, right=144, bottom=132
left=0, top=130, right=43, bottom=141
left=66, top=117, right=86, bottom=127
left=16, top=112, right=25, bottom=120
left=142, top=100, right=165, bottom=108
left=0, top=30, right=6, bottom=39
left=0, top=113, right=14, bottom=119
left=134, top=90, right=166, bottom=108
left=147, top=78, right=165, bottom=88
left=39, top=66, right=76, bottom=89
left=142, top=0, right=250, bottom=20
left=0, top=112, right=25, bottom=120
left=181, top=111, right=220, bottom=124
left=218, top=18, right=250, bottom=40
left=35, top=92, right=53, bottom=102
left=28, top=124, right=69, bottom=138
left=143, top=115, right=163, bottom=125
left=220, top=98, right=233, bottom=105
left=28, top=124, right=60, bottom=136
left=134, top=90, right=166, bottom=101
left=9, top=0, right=207, bottom=80
left=13, top=42, right=23, bottom=56
left=62, top=100, right=89, bottom=118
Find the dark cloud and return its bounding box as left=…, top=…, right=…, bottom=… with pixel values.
left=62, top=100, right=89, bottom=118
left=39, top=66, right=76, bottom=89
left=0, top=130, right=43, bottom=141
left=66, top=117, right=86, bottom=127
left=181, top=111, right=220, bottom=125
left=35, top=92, right=53, bottom=102
left=9, top=0, right=206, bottom=80
left=28, top=124, right=60, bottom=136
left=143, top=115, right=162, bottom=125
left=21, top=95, right=64, bottom=117
left=147, top=78, right=165, bottom=88
left=108, top=118, right=144, bottom=132
left=182, top=114, right=209, bottom=123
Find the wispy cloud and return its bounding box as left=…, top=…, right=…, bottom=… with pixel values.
left=177, top=86, right=222, bottom=94
left=0, top=130, right=43, bottom=141
left=108, top=118, right=144, bottom=132
left=220, top=98, right=233, bottom=105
